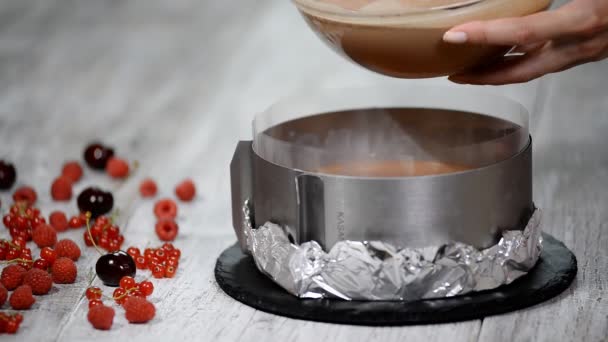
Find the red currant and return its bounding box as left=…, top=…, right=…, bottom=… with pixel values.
left=7, top=248, right=20, bottom=260
left=119, top=276, right=136, bottom=289
left=152, top=265, right=166, bottom=278
left=113, top=287, right=127, bottom=304
left=14, top=313, right=23, bottom=324
left=170, top=249, right=181, bottom=259
left=139, top=280, right=154, bottom=296
left=6, top=319, right=19, bottom=334
left=161, top=242, right=175, bottom=252
left=165, top=265, right=177, bottom=278
left=33, top=258, right=49, bottom=270
left=69, top=216, right=83, bottom=228
left=127, top=247, right=140, bottom=258
left=135, top=256, right=147, bottom=269
left=3, top=214, right=13, bottom=228
left=166, top=258, right=179, bottom=268
left=86, top=286, right=103, bottom=300
left=83, top=231, right=94, bottom=246
left=107, top=225, right=120, bottom=238
left=88, top=299, right=103, bottom=309
left=107, top=240, right=119, bottom=252
left=40, top=247, right=57, bottom=265
left=154, top=249, right=167, bottom=262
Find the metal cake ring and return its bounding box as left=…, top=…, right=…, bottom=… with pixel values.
left=243, top=200, right=543, bottom=301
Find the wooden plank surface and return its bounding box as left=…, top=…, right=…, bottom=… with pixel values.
left=0, top=0, right=605, bottom=341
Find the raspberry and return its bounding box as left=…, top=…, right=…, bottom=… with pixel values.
left=155, top=220, right=179, bottom=241
left=9, top=285, right=35, bottom=310
left=55, top=239, right=81, bottom=261
left=49, top=211, right=69, bottom=232
left=88, top=305, right=115, bottom=330
left=51, top=257, right=77, bottom=284
left=154, top=198, right=177, bottom=220
left=1, top=264, right=26, bottom=290
left=106, top=157, right=129, bottom=179
left=123, top=297, right=155, bottom=323
left=175, top=179, right=196, bottom=202
left=139, top=178, right=157, bottom=198
left=62, top=161, right=83, bottom=183
left=32, top=224, right=57, bottom=248
left=23, top=268, right=53, bottom=295
left=0, top=283, right=7, bottom=306
left=12, top=186, right=37, bottom=205
left=51, top=176, right=72, bottom=201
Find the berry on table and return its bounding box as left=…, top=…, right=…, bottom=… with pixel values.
left=61, top=161, right=83, bottom=182
left=87, top=305, right=115, bottom=330
left=51, top=176, right=73, bottom=201
left=0, top=283, right=7, bottom=306
left=153, top=198, right=177, bottom=220
left=165, top=265, right=177, bottom=278
left=155, top=220, right=179, bottom=241
left=84, top=143, right=114, bottom=170
left=139, top=178, right=157, bottom=197
left=77, top=187, right=114, bottom=218
left=106, top=157, right=130, bottom=179
left=119, top=275, right=136, bottom=289
left=23, top=268, right=53, bottom=295
left=33, top=258, right=49, bottom=270
left=0, top=160, right=16, bottom=190
left=126, top=246, right=140, bottom=259
left=49, top=211, right=69, bottom=232
left=9, top=284, right=35, bottom=310
left=51, top=257, right=77, bottom=284
left=151, top=264, right=166, bottom=279
left=135, top=256, right=147, bottom=269
left=86, top=286, right=102, bottom=300
left=55, top=239, right=81, bottom=261
left=1, top=264, right=27, bottom=290
left=175, top=179, right=196, bottom=202
left=113, top=287, right=127, bottom=304
left=95, top=251, right=136, bottom=287
left=69, top=215, right=85, bottom=228
left=13, top=186, right=37, bottom=206
left=123, top=297, right=155, bottom=323
left=138, top=280, right=154, bottom=296
left=40, top=246, right=57, bottom=265
left=88, top=299, right=103, bottom=309
left=32, top=224, right=57, bottom=248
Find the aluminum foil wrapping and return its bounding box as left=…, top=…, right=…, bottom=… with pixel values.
left=242, top=200, right=543, bottom=301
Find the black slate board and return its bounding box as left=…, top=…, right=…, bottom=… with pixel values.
left=214, top=233, right=577, bottom=326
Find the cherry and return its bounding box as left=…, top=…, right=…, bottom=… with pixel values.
left=77, top=187, right=114, bottom=218
left=0, top=160, right=16, bottom=190
left=95, top=250, right=136, bottom=287
left=84, top=143, right=114, bottom=170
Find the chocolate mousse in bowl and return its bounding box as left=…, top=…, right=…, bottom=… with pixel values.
left=293, top=0, right=552, bottom=78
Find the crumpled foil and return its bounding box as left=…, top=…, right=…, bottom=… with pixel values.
left=242, top=200, right=543, bottom=301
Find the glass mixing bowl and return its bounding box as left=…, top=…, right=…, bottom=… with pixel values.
left=293, top=0, right=552, bottom=78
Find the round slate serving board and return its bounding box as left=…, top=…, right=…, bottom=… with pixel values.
left=215, top=233, right=577, bottom=326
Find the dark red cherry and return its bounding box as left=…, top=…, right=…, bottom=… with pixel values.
left=77, top=187, right=113, bottom=218
left=95, top=250, right=136, bottom=287
left=84, top=143, right=114, bottom=170
left=0, top=160, right=16, bottom=190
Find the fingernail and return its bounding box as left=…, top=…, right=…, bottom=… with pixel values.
left=443, top=31, right=468, bottom=44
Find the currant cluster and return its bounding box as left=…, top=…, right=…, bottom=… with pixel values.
left=0, top=239, right=32, bottom=269
left=86, top=276, right=154, bottom=307
left=0, top=313, right=23, bottom=334
left=2, top=202, right=45, bottom=241
left=127, top=243, right=181, bottom=279
left=31, top=247, right=58, bottom=271
left=84, top=215, right=125, bottom=252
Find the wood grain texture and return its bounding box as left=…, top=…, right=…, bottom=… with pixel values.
left=0, top=0, right=605, bottom=341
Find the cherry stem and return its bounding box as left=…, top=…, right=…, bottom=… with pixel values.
left=85, top=212, right=104, bottom=256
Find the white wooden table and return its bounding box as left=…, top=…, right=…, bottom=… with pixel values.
left=0, top=1, right=606, bottom=341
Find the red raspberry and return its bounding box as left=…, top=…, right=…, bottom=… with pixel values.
left=155, top=220, right=179, bottom=241
left=23, top=268, right=53, bottom=295
left=51, top=257, right=77, bottom=284
left=139, top=178, right=157, bottom=198
left=88, top=305, right=115, bottom=330
left=153, top=198, right=177, bottom=220
left=9, top=285, right=35, bottom=310
left=0, top=283, right=7, bottom=307
left=55, top=239, right=81, bottom=261
left=1, top=264, right=26, bottom=290
left=175, top=179, right=196, bottom=202
left=51, top=176, right=72, bottom=201
left=106, top=157, right=129, bottom=179
left=12, top=186, right=37, bottom=205
left=32, top=224, right=57, bottom=248
left=49, top=211, right=69, bottom=232
left=61, top=161, right=83, bottom=183
left=123, top=297, right=155, bottom=323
